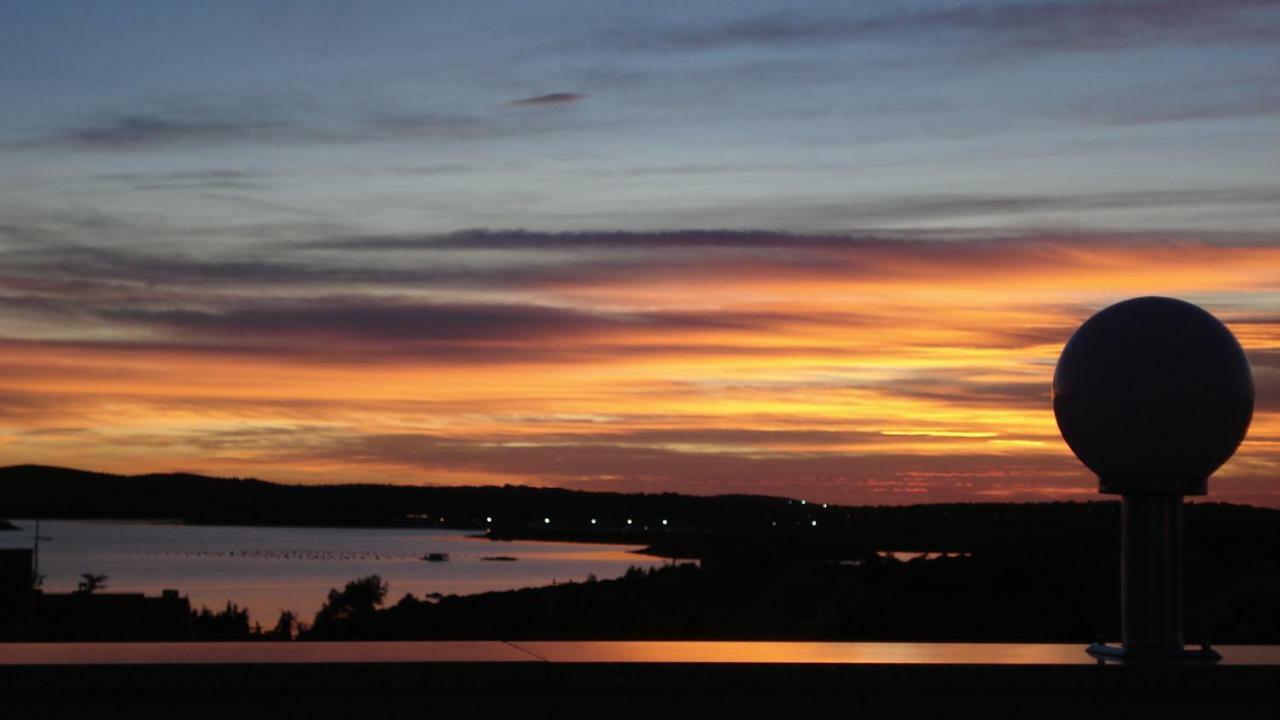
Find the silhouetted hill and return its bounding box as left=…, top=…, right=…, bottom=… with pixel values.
left=0, top=464, right=809, bottom=533
left=0, top=519, right=16, bottom=531
left=4, top=465, right=1279, bottom=562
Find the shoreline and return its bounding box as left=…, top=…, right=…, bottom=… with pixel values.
left=5, top=517, right=698, bottom=554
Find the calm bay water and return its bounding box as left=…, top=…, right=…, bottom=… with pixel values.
left=1, top=520, right=659, bottom=623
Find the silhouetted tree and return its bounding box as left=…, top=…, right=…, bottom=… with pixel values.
left=76, top=573, right=108, bottom=594
left=270, top=610, right=298, bottom=640
left=312, top=575, right=389, bottom=630
left=191, top=601, right=252, bottom=640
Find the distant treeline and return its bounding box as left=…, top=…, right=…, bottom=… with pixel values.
left=299, top=560, right=1124, bottom=642
left=3, top=465, right=1279, bottom=562
left=290, top=501, right=1280, bottom=643
left=292, top=537, right=1280, bottom=643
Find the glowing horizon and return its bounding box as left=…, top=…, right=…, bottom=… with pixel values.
left=2, top=2, right=1278, bottom=506
left=2, top=230, right=1276, bottom=505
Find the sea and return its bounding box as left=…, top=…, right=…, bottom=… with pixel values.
left=0, top=519, right=660, bottom=624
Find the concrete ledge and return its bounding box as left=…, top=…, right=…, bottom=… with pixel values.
left=3, top=659, right=1280, bottom=692
left=2, top=642, right=1276, bottom=717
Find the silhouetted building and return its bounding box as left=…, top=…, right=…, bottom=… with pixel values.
left=0, top=548, right=34, bottom=634
left=33, top=589, right=193, bottom=641
left=2, top=549, right=193, bottom=640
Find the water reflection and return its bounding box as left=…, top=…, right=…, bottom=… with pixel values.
left=877, top=551, right=975, bottom=561
left=0, top=520, right=659, bottom=622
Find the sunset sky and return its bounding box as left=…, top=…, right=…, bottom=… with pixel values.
left=2, top=1, right=1278, bottom=505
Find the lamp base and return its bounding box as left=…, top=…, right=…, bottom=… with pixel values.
left=1087, top=642, right=1221, bottom=664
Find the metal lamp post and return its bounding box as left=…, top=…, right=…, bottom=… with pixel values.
left=1052, top=296, right=1254, bottom=662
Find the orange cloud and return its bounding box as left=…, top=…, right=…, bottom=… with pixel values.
left=1, top=231, right=1277, bottom=505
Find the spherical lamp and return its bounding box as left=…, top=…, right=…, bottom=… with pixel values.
left=1053, top=297, right=1253, bottom=662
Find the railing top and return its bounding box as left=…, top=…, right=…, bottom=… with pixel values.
left=2, top=641, right=1279, bottom=666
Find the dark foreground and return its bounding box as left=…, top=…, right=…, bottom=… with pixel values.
left=2, top=642, right=1277, bottom=718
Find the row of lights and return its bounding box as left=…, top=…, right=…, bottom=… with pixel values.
left=482, top=500, right=831, bottom=529
left=517, top=516, right=821, bottom=527
left=537, top=517, right=671, bottom=526
left=507, top=517, right=825, bottom=528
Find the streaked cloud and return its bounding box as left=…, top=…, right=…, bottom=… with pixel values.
left=622, top=1, right=1280, bottom=53
left=1071, top=88, right=1280, bottom=126
left=17, top=114, right=301, bottom=150
left=12, top=101, right=593, bottom=152
left=99, top=301, right=814, bottom=345
left=2, top=216, right=1278, bottom=503
left=94, top=169, right=267, bottom=192
left=508, top=92, right=586, bottom=107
